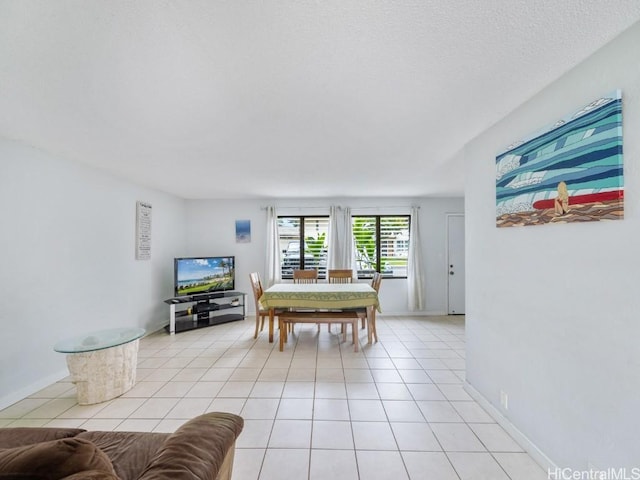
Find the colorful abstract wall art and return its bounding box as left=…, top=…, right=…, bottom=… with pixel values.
left=496, top=90, right=623, bottom=227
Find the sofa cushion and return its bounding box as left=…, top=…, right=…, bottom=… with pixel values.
left=0, top=428, right=85, bottom=449
left=76, top=431, right=168, bottom=480
left=137, top=412, right=244, bottom=480
left=0, top=437, right=116, bottom=480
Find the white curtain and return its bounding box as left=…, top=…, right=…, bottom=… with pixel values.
left=327, top=206, right=341, bottom=270
left=407, top=206, right=425, bottom=310
left=265, top=206, right=281, bottom=287
left=340, top=207, right=358, bottom=277
left=326, top=206, right=357, bottom=276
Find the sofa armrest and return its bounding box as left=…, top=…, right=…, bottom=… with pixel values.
left=136, top=412, right=243, bottom=480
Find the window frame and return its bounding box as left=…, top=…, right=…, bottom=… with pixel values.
left=278, top=215, right=329, bottom=280
left=352, top=214, right=411, bottom=280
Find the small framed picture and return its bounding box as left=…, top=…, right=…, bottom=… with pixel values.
left=235, top=220, right=251, bottom=243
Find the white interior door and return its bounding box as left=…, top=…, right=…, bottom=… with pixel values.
left=447, top=214, right=465, bottom=315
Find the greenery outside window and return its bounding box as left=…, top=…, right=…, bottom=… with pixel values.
left=278, top=216, right=329, bottom=279
left=352, top=215, right=410, bottom=279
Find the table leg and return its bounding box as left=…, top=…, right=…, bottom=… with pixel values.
left=371, top=307, right=378, bottom=342
left=367, top=307, right=378, bottom=344
left=279, top=318, right=285, bottom=352
left=269, top=308, right=274, bottom=343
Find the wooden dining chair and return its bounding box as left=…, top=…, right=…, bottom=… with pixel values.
left=328, top=269, right=353, bottom=283
left=365, top=272, right=382, bottom=340
left=249, top=272, right=268, bottom=339
left=348, top=271, right=383, bottom=336
left=249, top=272, right=286, bottom=339
left=293, top=269, right=318, bottom=283
left=292, top=269, right=320, bottom=332
left=371, top=271, right=382, bottom=292
left=328, top=270, right=353, bottom=334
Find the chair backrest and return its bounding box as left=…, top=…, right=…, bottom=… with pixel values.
left=249, top=272, right=264, bottom=309
left=293, top=269, right=318, bottom=284
left=371, top=271, right=382, bottom=293
left=328, top=269, right=353, bottom=283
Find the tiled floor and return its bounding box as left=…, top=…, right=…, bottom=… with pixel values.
left=0, top=316, right=548, bottom=480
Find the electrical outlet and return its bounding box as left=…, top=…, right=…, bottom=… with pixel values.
left=500, top=390, right=509, bottom=410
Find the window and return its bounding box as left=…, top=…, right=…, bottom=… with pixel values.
left=278, top=216, right=329, bottom=279
left=352, top=215, right=410, bottom=279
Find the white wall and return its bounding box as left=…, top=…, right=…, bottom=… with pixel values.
left=465, top=23, right=640, bottom=468
left=185, top=196, right=464, bottom=315
left=0, top=139, right=186, bottom=409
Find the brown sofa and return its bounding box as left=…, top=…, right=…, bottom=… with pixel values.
left=0, top=412, right=243, bottom=480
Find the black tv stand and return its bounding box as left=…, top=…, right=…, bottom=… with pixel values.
left=164, top=291, right=246, bottom=334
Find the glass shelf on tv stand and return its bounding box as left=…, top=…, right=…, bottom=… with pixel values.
left=164, top=291, right=246, bottom=334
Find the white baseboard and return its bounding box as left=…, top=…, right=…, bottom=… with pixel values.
left=148, top=321, right=169, bottom=335
left=0, top=369, right=69, bottom=412
left=464, top=381, right=557, bottom=471
left=376, top=310, right=449, bottom=317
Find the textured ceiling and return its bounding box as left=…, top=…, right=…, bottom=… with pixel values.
left=1, top=1, right=639, bottom=199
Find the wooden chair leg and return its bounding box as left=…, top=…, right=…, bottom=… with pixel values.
left=352, top=319, right=358, bottom=352
left=278, top=317, right=291, bottom=332
left=254, top=314, right=261, bottom=339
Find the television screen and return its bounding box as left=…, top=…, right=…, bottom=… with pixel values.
left=174, top=256, right=235, bottom=297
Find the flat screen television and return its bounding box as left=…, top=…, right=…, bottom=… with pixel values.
left=174, top=256, right=235, bottom=297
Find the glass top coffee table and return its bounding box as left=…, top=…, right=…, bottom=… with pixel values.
left=54, top=327, right=146, bottom=405
left=54, top=327, right=145, bottom=353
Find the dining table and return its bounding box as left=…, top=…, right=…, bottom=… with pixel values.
left=259, top=282, right=381, bottom=345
